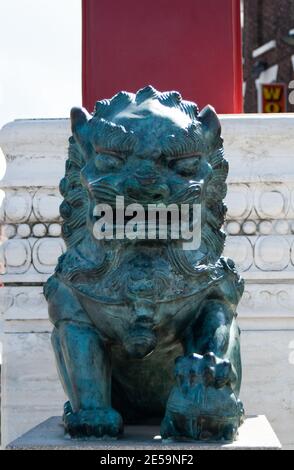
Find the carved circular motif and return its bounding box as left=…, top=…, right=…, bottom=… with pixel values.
left=225, top=185, right=252, bottom=219
left=4, top=240, right=28, bottom=267
left=32, top=238, right=66, bottom=273
left=4, top=239, right=31, bottom=273
left=17, top=224, right=31, bottom=238
left=15, top=291, right=46, bottom=310
left=255, top=236, right=290, bottom=271
left=275, top=220, right=289, bottom=235
left=277, top=290, right=290, bottom=309
left=226, top=221, right=240, bottom=235
left=4, top=224, right=16, bottom=239
left=36, top=240, right=63, bottom=265
left=33, top=189, right=62, bottom=222
left=48, top=223, right=62, bottom=237
left=38, top=195, right=61, bottom=220
left=242, top=221, right=256, bottom=235
left=32, top=223, right=47, bottom=238
left=223, top=236, right=253, bottom=272
left=5, top=193, right=32, bottom=222
left=256, top=189, right=287, bottom=219
left=259, top=220, right=272, bottom=235
left=259, top=290, right=271, bottom=302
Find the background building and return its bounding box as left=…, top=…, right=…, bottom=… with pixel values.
left=243, top=0, right=294, bottom=112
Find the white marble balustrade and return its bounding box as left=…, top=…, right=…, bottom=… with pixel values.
left=1, top=115, right=294, bottom=448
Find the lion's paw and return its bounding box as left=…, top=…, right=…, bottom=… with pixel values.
left=161, top=353, right=243, bottom=442
left=63, top=401, right=123, bottom=438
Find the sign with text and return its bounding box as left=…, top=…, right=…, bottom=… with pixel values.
left=261, top=83, right=287, bottom=113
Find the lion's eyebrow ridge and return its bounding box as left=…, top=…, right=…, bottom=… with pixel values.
left=94, top=146, right=126, bottom=157
left=164, top=152, right=203, bottom=160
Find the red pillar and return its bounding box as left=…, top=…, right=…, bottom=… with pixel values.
left=82, top=0, right=243, bottom=113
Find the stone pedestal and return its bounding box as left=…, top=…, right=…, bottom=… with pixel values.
left=6, top=415, right=281, bottom=450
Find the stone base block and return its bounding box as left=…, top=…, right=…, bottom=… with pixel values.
left=6, top=415, right=281, bottom=450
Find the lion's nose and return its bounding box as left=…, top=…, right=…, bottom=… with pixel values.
left=126, top=185, right=170, bottom=202
left=125, top=177, right=170, bottom=202
left=135, top=175, right=158, bottom=186
left=147, top=185, right=170, bottom=202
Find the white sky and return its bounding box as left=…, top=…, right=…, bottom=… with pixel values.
left=0, top=1, right=81, bottom=360
left=0, top=0, right=82, bottom=130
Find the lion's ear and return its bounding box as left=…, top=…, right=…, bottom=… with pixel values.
left=70, top=107, right=90, bottom=134
left=198, top=105, right=222, bottom=146
left=70, top=107, right=92, bottom=157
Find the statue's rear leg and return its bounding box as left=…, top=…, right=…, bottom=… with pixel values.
left=44, top=277, right=123, bottom=438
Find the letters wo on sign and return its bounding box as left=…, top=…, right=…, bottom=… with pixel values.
left=261, top=83, right=287, bottom=113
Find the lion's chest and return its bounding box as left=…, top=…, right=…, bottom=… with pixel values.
left=75, top=288, right=206, bottom=345
left=63, top=246, right=219, bottom=345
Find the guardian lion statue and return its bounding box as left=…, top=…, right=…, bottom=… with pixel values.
left=44, top=86, right=244, bottom=442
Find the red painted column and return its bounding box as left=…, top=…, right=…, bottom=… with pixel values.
left=82, top=0, right=243, bottom=113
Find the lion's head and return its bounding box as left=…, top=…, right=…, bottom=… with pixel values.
left=59, top=86, right=227, bottom=273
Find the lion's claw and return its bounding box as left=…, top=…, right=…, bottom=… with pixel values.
left=63, top=401, right=123, bottom=438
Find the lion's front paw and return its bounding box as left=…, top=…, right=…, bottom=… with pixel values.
left=63, top=401, right=123, bottom=438
left=161, top=353, right=243, bottom=442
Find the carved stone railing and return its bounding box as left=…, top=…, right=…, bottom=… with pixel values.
left=1, top=115, right=294, bottom=447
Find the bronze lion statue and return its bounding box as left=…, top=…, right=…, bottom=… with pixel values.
left=44, top=86, right=244, bottom=442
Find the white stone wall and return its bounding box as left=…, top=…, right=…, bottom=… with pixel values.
left=1, top=115, right=294, bottom=448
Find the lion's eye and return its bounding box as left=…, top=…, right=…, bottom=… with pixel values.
left=94, top=153, right=123, bottom=172
left=169, top=157, right=201, bottom=176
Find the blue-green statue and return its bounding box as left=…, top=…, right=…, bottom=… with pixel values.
left=44, top=86, right=244, bottom=442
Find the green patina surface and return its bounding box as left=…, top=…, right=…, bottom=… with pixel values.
left=44, top=86, right=244, bottom=441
